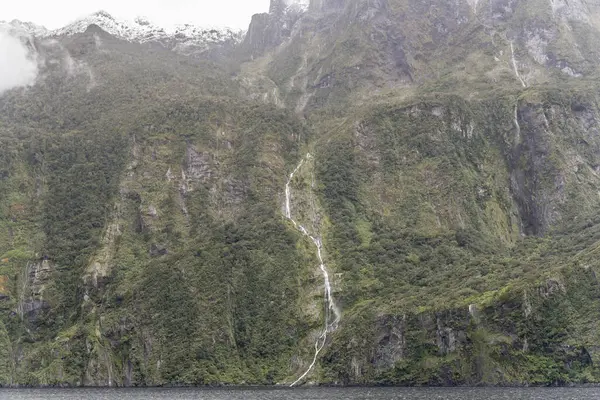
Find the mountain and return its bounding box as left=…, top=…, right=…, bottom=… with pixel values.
left=1, top=0, right=600, bottom=387
left=2, top=11, right=245, bottom=57
left=0, top=20, right=49, bottom=37
left=49, top=11, right=245, bottom=57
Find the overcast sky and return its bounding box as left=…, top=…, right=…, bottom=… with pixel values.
left=2, top=0, right=271, bottom=30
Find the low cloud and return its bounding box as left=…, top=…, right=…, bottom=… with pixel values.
left=0, top=31, right=38, bottom=94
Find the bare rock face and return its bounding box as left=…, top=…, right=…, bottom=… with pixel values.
left=270, top=0, right=288, bottom=14
left=507, top=100, right=600, bottom=235
left=18, top=260, right=54, bottom=319
left=223, top=178, right=248, bottom=206
left=84, top=215, right=122, bottom=289
left=309, top=0, right=345, bottom=12
left=242, top=0, right=308, bottom=58
left=149, top=243, right=168, bottom=257
left=374, top=315, right=406, bottom=370
left=242, top=13, right=282, bottom=57
left=548, top=0, right=592, bottom=21
left=436, top=314, right=462, bottom=355
left=185, top=146, right=214, bottom=184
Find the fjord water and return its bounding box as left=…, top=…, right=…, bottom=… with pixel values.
left=1, top=387, right=600, bottom=400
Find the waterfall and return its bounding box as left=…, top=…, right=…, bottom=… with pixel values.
left=510, top=41, right=527, bottom=88
left=285, top=154, right=341, bottom=387
left=513, top=103, right=521, bottom=141
left=285, top=158, right=304, bottom=220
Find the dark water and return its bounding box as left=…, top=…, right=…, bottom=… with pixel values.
left=1, top=387, right=600, bottom=400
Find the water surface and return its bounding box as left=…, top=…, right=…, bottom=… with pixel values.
left=1, top=387, right=599, bottom=400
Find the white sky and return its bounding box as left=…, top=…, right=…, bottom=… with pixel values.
left=2, top=0, right=271, bottom=30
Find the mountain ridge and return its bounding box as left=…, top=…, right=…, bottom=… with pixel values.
left=1, top=10, right=246, bottom=57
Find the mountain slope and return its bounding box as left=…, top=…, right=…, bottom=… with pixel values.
left=1, top=0, right=600, bottom=386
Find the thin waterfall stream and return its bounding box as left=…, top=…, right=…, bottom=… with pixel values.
left=285, top=153, right=341, bottom=387
left=513, top=103, right=521, bottom=141
left=510, top=41, right=527, bottom=88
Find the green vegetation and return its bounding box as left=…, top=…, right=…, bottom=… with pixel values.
left=1, top=0, right=600, bottom=387
left=313, top=92, right=600, bottom=385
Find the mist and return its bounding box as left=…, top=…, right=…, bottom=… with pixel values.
left=0, top=31, right=38, bottom=94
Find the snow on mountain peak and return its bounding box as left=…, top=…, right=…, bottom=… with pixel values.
left=134, top=16, right=152, bottom=27
left=49, top=11, right=168, bottom=42
left=41, top=11, right=244, bottom=51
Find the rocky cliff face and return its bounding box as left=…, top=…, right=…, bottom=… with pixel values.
left=242, top=0, right=308, bottom=58
left=1, top=0, right=600, bottom=387
left=241, top=0, right=600, bottom=114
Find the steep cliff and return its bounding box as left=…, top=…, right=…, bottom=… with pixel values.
left=1, top=0, right=600, bottom=387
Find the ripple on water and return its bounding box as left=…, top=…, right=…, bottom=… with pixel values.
left=1, top=387, right=600, bottom=400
